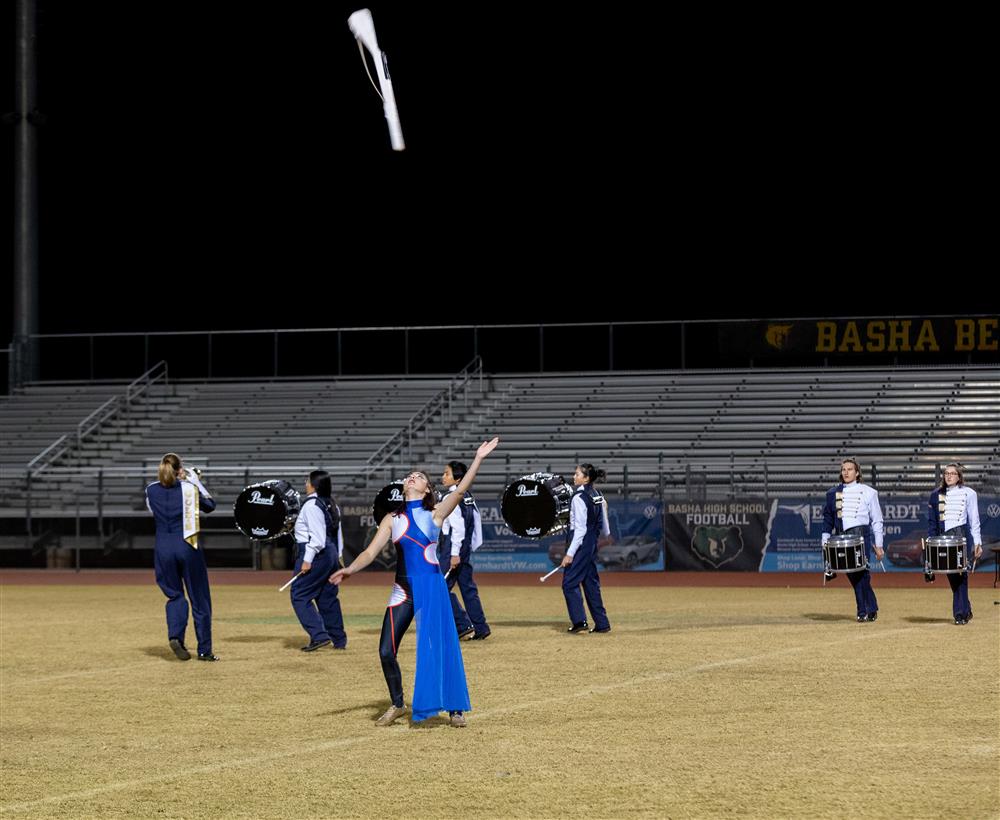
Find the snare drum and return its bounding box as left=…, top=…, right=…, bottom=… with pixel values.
left=823, top=534, right=868, bottom=573
left=501, top=472, right=574, bottom=538
left=233, top=480, right=301, bottom=541
left=924, top=535, right=967, bottom=574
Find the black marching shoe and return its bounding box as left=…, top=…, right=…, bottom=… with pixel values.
left=954, top=617, right=967, bottom=625
left=867, top=612, right=877, bottom=622
left=458, top=627, right=476, bottom=641
left=169, top=638, right=191, bottom=661
left=567, top=622, right=589, bottom=633
left=301, top=639, right=333, bottom=652
left=924, top=572, right=935, bottom=583
left=589, top=625, right=612, bottom=633
left=824, top=571, right=837, bottom=581
left=856, top=614, right=869, bottom=622
left=197, top=653, right=220, bottom=661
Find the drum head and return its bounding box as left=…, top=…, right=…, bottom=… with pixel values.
left=372, top=481, right=406, bottom=524
left=234, top=481, right=297, bottom=540
left=925, top=535, right=966, bottom=547
left=826, top=534, right=864, bottom=549
left=501, top=478, right=558, bottom=538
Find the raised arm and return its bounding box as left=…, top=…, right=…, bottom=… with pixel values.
left=329, top=513, right=394, bottom=585
left=433, top=437, right=500, bottom=526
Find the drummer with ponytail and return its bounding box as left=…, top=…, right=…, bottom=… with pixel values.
left=559, top=463, right=612, bottom=634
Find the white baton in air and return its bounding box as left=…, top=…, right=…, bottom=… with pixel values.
left=348, top=8, right=405, bottom=151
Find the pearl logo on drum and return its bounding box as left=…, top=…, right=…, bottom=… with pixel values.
left=233, top=480, right=301, bottom=542
left=501, top=473, right=573, bottom=539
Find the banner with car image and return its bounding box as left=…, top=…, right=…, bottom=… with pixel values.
left=760, top=496, right=1000, bottom=572
left=342, top=493, right=1000, bottom=573
left=473, top=499, right=665, bottom=573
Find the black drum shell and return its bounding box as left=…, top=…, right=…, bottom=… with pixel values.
left=925, top=534, right=967, bottom=572
left=233, top=480, right=300, bottom=541
left=372, top=481, right=406, bottom=524
left=823, top=534, right=868, bottom=572
left=501, top=473, right=573, bottom=539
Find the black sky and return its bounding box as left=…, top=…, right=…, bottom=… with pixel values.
left=1, top=4, right=993, bottom=348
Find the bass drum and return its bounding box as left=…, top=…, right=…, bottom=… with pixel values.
left=501, top=472, right=574, bottom=538
left=365, top=480, right=408, bottom=570
left=233, top=480, right=301, bottom=541
left=372, top=480, right=406, bottom=525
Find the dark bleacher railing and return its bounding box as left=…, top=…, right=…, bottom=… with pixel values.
left=6, top=315, right=999, bottom=389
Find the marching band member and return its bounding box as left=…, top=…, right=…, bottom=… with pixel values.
left=291, top=470, right=347, bottom=650
left=821, top=458, right=884, bottom=622
left=330, top=438, right=499, bottom=728
left=438, top=460, right=491, bottom=641
left=927, top=462, right=983, bottom=625
left=559, top=463, right=612, bottom=634
left=146, top=453, right=218, bottom=660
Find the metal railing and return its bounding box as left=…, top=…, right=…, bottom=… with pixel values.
left=7, top=458, right=997, bottom=516
left=14, top=315, right=997, bottom=387
left=1, top=346, right=11, bottom=396
left=125, top=360, right=168, bottom=404
left=25, top=362, right=169, bottom=479
left=4, top=459, right=997, bottom=572
left=363, top=357, right=484, bottom=480
left=25, top=436, right=72, bottom=477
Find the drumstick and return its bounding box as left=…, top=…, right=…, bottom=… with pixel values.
left=279, top=571, right=304, bottom=592
left=444, top=568, right=453, bottom=581
left=539, top=567, right=561, bottom=582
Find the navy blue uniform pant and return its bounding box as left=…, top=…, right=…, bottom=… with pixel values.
left=292, top=545, right=346, bottom=647
left=843, top=526, right=878, bottom=618
left=847, top=569, right=879, bottom=617
left=947, top=572, right=971, bottom=620
left=437, top=544, right=490, bottom=637
left=562, top=547, right=610, bottom=630
left=155, top=538, right=213, bottom=656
